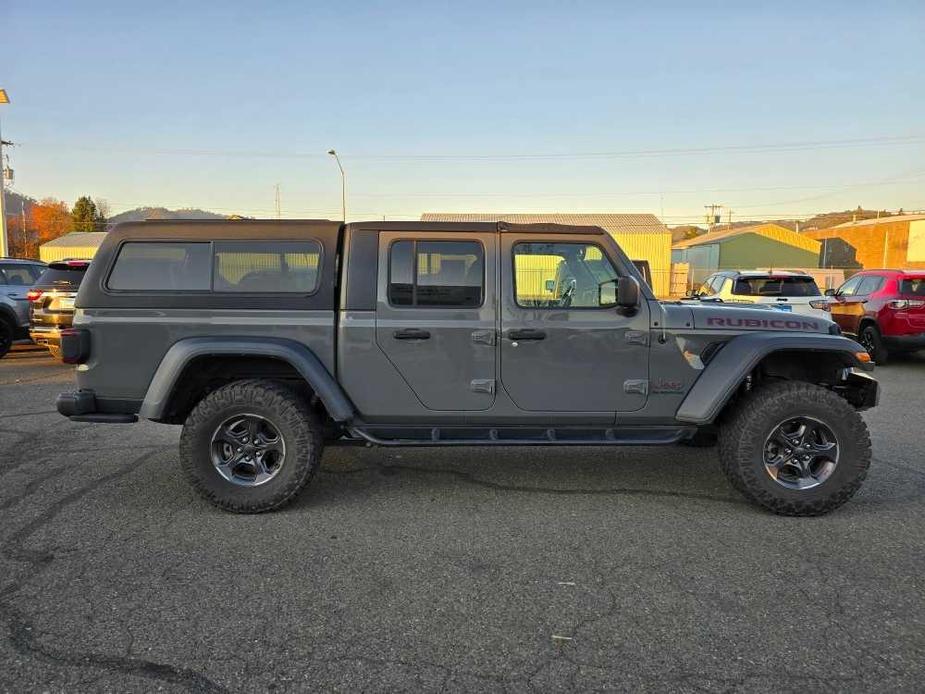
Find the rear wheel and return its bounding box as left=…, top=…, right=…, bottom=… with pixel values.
left=179, top=379, right=323, bottom=513
left=719, top=381, right=871, bottom=516
left=0, top=319, right=13, bottom=359
left=858, top=323, right=888, bottom=364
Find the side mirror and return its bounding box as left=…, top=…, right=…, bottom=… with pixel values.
left=618, top=276, right=640, bottom=310
left=600, top=277, right=639, bottom=311
left=824, top=288, right=836, bottom=296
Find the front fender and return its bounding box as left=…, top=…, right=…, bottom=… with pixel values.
left=138, top=337, right=355, bottom=422
left=675, top=332, right=872, bottom=425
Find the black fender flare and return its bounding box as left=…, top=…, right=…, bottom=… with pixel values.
left=138, top=337, right=355, bottom=422
left=675, top=332, right=871, bottom=425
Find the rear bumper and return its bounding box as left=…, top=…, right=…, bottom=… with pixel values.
left=29, top=326, right=61, bottom=348
left=882, top=332, right=925, bottom=352
left=56, top=390, right=138, bottom=424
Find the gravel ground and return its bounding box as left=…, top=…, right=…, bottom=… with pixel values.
left=1, top=344, right=923, bottom=692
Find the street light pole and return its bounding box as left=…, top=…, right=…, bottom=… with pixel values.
left=327, top=149, right=346, bottom=222
left=0, top=89, right=9, bottom=257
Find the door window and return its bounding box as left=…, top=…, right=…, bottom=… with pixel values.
left=856, top=276, right=884, bottom=295
left=836, top=275, right=864, bottom=296
left=388, top=240, right=483, bottom=307
left=513, top=242, right=618, bottom=308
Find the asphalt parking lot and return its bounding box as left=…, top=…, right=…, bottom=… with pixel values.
left=1, top=345, right=923, bottom=692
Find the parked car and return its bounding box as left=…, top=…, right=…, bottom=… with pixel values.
left=0, top=258, right=46, bottom=358
left=692, top=270, right=830, bottom=319
left=28, top=259, right=91, bottom=360
left=57, top=220, right=877, bottom=517
left=825, top=269, right=925, bottom=363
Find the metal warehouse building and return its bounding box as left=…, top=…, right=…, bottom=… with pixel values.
left=672, top=223, right=821, bottom=286
left=39, top=231, right=108, bottom=262
left=804, top=214, right=925, bottom=271
left=420, top=213, right=673, bottom=297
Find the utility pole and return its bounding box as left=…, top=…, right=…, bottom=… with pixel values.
left=0, top=88, right=10, bottom=257
left=704, top=203, right=724, bottom=232
left=274, top=184, right=281, bottom=219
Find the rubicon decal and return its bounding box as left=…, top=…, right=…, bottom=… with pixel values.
left=706, top=317, right=820, bottom=330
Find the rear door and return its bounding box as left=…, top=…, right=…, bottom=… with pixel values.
left=375, top=231, right=497, bottom=411
left=498, top=233, right=650, bottom=413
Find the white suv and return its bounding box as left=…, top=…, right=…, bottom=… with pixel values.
left=693, top=271, right=830, bottom=319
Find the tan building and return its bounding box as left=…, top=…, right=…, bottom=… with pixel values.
left=420, top=213, right=672, bottom=296
left=804, top=214, right=925, bottom=271
left=39, top=231, right=108, bottom=262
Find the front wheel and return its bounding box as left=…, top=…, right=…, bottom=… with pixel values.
left=179, top=379, right=323, bottom=513
left=719, top=381, right=871, bottom=516
left=858, top=323, right=888, bottom=364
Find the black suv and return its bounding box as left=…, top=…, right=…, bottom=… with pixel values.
left=29, top=259, right=91, bottom=359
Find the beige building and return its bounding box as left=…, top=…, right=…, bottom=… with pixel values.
left=420, top=213, right=673, bottom=296
left=39, top=232, right=108, bottom=262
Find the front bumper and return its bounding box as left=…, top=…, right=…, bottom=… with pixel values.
left=56, top=390, right=138, bottom=424
left=882, top=332, right=925, bottom=352
left=840, top=367, right=879, bottom=411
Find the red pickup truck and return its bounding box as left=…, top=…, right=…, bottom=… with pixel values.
left=827, top=269, right=925, bottom=363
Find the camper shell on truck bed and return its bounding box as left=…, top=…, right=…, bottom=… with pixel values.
left=59, top=219, right=878, bottom=517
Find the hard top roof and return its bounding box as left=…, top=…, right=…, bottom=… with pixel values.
left=0, top=257, right=46, bottom=264
left=106, top=219, right=607, bottom=239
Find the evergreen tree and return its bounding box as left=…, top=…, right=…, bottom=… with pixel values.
left=72, top=196, right=98, bottom=232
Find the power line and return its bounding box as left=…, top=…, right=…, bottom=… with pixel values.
left=18, top=133, right=925, bottom=162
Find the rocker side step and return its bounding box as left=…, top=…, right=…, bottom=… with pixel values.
left=347, top=425, right=694, bottom=447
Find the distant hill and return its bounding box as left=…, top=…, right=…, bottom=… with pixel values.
left=670, top=209, right=901, bottom=239
left=108, top=207, right=227, bottom=224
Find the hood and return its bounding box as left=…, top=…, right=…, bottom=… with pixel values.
left=658, top=300, right=836, bottom=335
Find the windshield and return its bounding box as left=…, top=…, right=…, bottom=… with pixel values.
left=731, top=276, right=820, bottom=297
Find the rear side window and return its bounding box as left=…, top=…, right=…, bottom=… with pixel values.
left=108, top=242, right=211, bottom=291
left=35, top=266, right=88, bottom=290
left=899, top=277, right=925, bottom=296
left=731, top=276, right=820, bottom=297
left=0, top=263, right=43, bottom=286
left=214, top=241, right=321, bottom=293
left=388, top=240, right=483, bottom=307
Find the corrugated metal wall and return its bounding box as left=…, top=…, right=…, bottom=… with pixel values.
left=39, top=244, right=103, bottom=262
left=614, top=232, right=672, bottom=297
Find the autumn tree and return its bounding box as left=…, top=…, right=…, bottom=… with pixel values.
left=72, top=196, right=99, bottom=232
left=32, top=198, right=73, bottom=245
left=94, top=198, right=110, bottom=231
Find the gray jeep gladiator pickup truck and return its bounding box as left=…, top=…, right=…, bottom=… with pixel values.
left=56, top=220, right=878, bottom=515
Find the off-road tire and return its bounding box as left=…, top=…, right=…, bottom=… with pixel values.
left=859, top=323, right=888, bottom=364
left=0, top=318, right=13, bottom=359
left=718, top=381, right=871, bottom=516
left=179, top=379, right=323, bottom=513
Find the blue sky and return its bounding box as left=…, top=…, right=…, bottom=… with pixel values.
left=4, top=0, right=924, bottom=224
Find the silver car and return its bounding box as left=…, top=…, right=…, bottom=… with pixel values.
left=0, top=258, right=46, bottom=358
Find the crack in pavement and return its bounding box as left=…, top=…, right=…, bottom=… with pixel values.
left=0, top=448, right=228, bottom=693
left=322, top=461, right=742, bottom=505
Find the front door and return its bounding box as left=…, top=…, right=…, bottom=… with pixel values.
left=375, top=231, right=497, bottom=411
left=498, top=234, right=650, bottom=413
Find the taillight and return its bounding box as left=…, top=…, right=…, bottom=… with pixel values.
left=888, top=299, right=925, bottom=310
left=26, top=289, right=44, bottom=302
left=809, top=299, right=830, bottom=311
left=60, top=328, right=91, bottom=364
